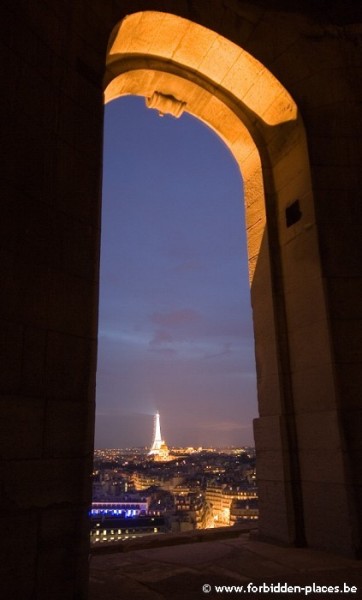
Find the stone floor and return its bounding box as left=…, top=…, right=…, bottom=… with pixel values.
left=89, top=530, right=362, bottom=599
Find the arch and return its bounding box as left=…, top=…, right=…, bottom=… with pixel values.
left=3, top=3, right=362, bottom=597
left=104, top=12, right=308, bottom=285
left=103, top=11, right=334, bottom=548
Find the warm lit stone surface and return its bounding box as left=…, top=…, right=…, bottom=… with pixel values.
left=107, top=12, right=297, bottom=125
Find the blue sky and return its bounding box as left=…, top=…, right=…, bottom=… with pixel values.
left=95, top=95, right=257, bottom=448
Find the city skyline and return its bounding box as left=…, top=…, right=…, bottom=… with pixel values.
left=95, top=96, right=258, bottom=449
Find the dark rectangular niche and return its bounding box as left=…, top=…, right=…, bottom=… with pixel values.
left=285, top=200, right=302, bottom=227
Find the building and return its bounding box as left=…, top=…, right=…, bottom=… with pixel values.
left=206, top=484, right=258, bottom=526
left=174, top=492, right=213, bottom=530
left=91, top=497, right=150, bottom=517
left=90, top=516, right=166, bottom=544
left=230, top=499, right=259, bottom=524
left=132, top=471, right=184, bottom=493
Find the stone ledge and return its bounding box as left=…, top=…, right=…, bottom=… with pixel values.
left=90, top=523, right=256, bottom=555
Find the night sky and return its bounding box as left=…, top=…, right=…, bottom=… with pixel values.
left=94, top=96, right=257, bottom=449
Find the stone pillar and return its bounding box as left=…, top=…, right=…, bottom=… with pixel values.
left=1, top=2, right=105, bottom=597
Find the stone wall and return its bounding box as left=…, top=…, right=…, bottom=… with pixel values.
left=1, top=1, right=361, bottom=597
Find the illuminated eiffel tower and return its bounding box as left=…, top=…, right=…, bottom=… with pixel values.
left=148, top=411, right=169, bottom=459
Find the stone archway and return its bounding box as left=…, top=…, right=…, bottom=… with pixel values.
left=3, top=2, right=361, bottom=598
left=103, top=11, right=337, bottom=550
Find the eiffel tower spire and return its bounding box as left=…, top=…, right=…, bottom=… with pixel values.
left=149, top=411, right=163, bottom=455
left=148, top=411, right=169, bottom=459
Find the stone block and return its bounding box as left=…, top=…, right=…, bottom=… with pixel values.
left=44, top=399, right=95, bottom=458
left=0, top=258, right=50, bottom=328
left=54, top=211, right=99, bottom=280
left=2, top=457, right=92, bottom=508
left=200, top=34, right=244, bottom=84
left=245, top=188, right=265, bottom=228
left=296, top=411, right=347, bottom=485
left=250, top=235, right=273, bottom=298
left=272, top=142, right=311, bottom=203
left=257, top=480, right=295, bottom=545
left=45, top=332, right=96, bottom=401
left=250, top=290, right=275, bottom=335
left=295, top=410, right=343, bottom=451
left=253, top=332, right=279, bottom=385
left=301, top=481, right=355, bottom=555
left=332, top=319, right=362, bottom=364
left=292, top=69, right=354, bottom=110
left=288, top=319, right=333, bottom=373
left=10, top=64, right=58, bottom=134
left=313, top=189, right=361, bottom=236
left=0, top=320, right=23, bottom=394
left=57, top=94, right=101, bottom=158
left=298, top=448, right=347, bottom=485
left=313, top=164, right=361, bottom=193
left=7, top=198, right=55, bottom=270
left=256, top=371, right=282, bottom=417
left=328, top=277, right=362, bottom=320
left=0, top=511, right=38, bottom=599
left=346, top=450, right=362, bottom=485
left=304, top=102, right=361, bottom=140
left=291, top=362, right=337, bottom=413
left=254, top=415, right=287, bottom=452
left=246, top=12, right=301, bottom=66
left=36, top=508, right=91, bottom=599
left=342, top=411, right=362, bottom=450
left=20, top=326, right=47, bottom=397
left=2, top=118, right=52, bottom=203
left=47, top=272, right=97, bottom=338
left=68, top=58, right=103, bottom=110
left=54, top=140, right=101, bottom=222
left=336, top=363, right=362, bottom=410
left=284, top=275, right=327, bottom=331
left=0, top=396, right=44, bottom=459
left=271, top=40, right=312, bottom=88
left=256, top=449, right=290, bottom=482
left=73, top=24, right=106, bottom=73
left=0, top=187, right=29, bottom=256
left=308, top=134, right=359, bottom=167
left=36, top=546, right=76, bottom=600
left=319, top=221, right=362, bottom=277
left=19, top=2, right=65, bottom=57
left=281, top=226, right=323, bottom=294
left=40, top=505, right=90, bottom=551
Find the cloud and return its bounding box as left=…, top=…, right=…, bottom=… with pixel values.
left=150, top=308, right=202, bottom=327
left=148, top=310, right=203, bottom=352
left=148, top=347, right=178, bottom=356
left=149, top=329, right=178, bottom=355
left=202, top=342, right=233, bottom=360
left=150, top=329, right=174, bottom=345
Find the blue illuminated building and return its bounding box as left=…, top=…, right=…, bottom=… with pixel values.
left=91, top=499, right=149, bottom=518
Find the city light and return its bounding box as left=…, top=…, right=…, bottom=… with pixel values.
left=90, top=413, right=257, bottom=545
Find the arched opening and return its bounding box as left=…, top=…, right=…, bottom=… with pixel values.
left=103, top=11, right=339, bottom=551
left=97, top=95, right=257, bottom=446
left=94, top=93, right=258, bottom=534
